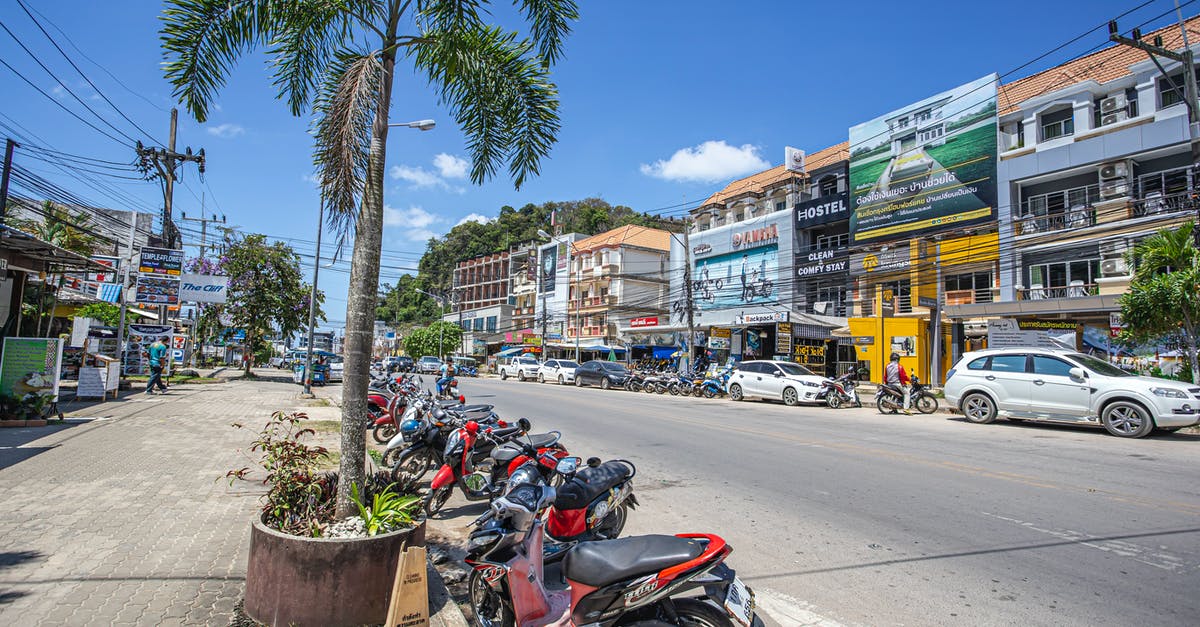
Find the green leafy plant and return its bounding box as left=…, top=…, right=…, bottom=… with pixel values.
left=17, top=394, right=52, bottom=421
left=367, top=449, right=383, bottom=466
left=0, top=392, right=21, bottom=420
left=228, top=411, right=334, bottom=536
left=349, top=482, right=421, bottom=537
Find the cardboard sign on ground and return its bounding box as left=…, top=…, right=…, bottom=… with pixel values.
left=385, top=546, right=428, bottom=627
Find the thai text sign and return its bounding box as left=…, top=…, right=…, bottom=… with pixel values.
left=630, top=317, right=659, bottom=328
left=849, top=74, right=998, bottom=243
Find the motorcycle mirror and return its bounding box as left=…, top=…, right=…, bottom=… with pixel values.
left=555, top=457, right=580, bottom=475
left=586, top=456, right=601, bottom=468
left=518, top=417, right=532, bottom=432
left=459, top=394, right=466, bottom=404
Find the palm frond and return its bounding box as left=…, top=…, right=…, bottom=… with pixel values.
left=416, top=0, right=486, bottom=33
left=412, top=25, right=560, bottom=189
left=312, top=49, right=383, bottom=234
left=268, top=0, right=383, bottom=115
left=513, top=0, right=578, bottom=65
left=160, top=0, right=278, bottom=122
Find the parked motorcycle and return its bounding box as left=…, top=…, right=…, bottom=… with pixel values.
left=822, top=371, right=862, bottom=409
left=875, top=376, right=938, bottom=414
left=700, top=366, right=733, bottom=399
left=383, top=394, right=501, bottom=482
left=465, top=482, right=759, bottom=627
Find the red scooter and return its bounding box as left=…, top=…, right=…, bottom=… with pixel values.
left=424, top=418, right=567, bottom=517
left=466, top=482, right=759, bottom=626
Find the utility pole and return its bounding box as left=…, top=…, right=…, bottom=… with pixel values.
left=0, top=139, right=17, bottom=220
left=454, top=289, right=464, bottom=358
left=180, top=194, right=227, bottom=259
left=302, top=204, right=325, bottom=396
left=137, top=108, right=205, bottom=323
left=682, top=219, right=696, bottom=375
left=114, top=218, right=136, bottom=379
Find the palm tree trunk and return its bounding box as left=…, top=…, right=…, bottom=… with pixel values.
left=336, top=2, right=399, bottom=519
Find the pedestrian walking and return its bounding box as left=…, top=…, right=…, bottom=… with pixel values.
left=146, top=339, right=170, bottom=395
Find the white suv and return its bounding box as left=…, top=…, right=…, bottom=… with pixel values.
left=498, top=355, right=541, bottom=381
left=944, top=348, right=1200, bottom=438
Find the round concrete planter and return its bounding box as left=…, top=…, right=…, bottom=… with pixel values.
left=244, top=516, right=426, bottom=627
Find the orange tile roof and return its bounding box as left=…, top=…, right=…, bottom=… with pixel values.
left=998, top=15, right=1200, bottom=114
left=572, top=225, right=671, bottom=253
left=699, top=142, right=849, bottom=209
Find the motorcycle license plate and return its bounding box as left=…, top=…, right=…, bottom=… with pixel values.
left=723, top=576, right=754, bottom=626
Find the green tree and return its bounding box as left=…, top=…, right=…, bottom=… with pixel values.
left=161, top=0, right=576, bottom=517
left=221, top=235, right=322, bottom=375
left=402, top=321, right=462, bottom=360
left=1120, top=221, right=1199, bottom=384
left=75, top=302, right=122, bottom=327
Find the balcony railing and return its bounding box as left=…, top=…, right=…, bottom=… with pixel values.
left=1016, top=283, right=1099, bottom=301
left=1131, top=190, right=1198, bottom=217
left=943, top=288, right=997, bottom=306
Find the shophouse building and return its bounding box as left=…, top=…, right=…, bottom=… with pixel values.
left=564, top=225, right=671, bottom=360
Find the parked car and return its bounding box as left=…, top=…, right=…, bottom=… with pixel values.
left=417, top=356, right=443, bottom=374
left=387, top=356, right=414, bottom=373
left=728, top=360, right=830, bottom=406
left=498, top=355, right=541, bottom=381
left=537, top=359, right=579, bottom=384
left=944, top=348, right=1200, bottom=438
left=574, top=360, right=630, bottom=389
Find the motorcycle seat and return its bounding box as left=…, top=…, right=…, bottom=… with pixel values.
left=490, top=432, right=559, bottom=462
left=563, top=535, right=704, bottom=588
left=554, top=461, right=633, bottom=510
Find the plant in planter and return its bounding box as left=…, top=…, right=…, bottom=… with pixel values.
left=0, top=392, right=21, bottom=421
left=230, top=411, right=427, bottom=626
left=17, top=394, right=52, bottom=423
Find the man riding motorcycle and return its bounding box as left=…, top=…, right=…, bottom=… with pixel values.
left=884, top=352, right=912, bottom=415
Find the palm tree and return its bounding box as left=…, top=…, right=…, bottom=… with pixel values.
left=161, top=0, right=577, bottom=516
left=1122, top=221, right=1199, bottom=384
left=1129, top=220, right=1197, bottom=277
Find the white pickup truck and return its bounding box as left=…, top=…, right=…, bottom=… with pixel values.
left=498, top=355, right=541, bottom=381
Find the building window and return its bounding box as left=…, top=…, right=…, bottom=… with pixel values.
left=775, top=201, right=786, bottom=212
left=944, top=271, right=993, bottom=304
left=879, top=279, right=912, bottom=314
left=1040, top=107, right=1074, bottom=141
left=1160, top=69, right=1200, bottom=109
left=486, top=316, right=497, bottom=332
left=473, top=318, right=484, bottom=331
left=809, top=281, right=847, bottom=316
left=1028, top=259, right=1101, bottom=293
left=815, top=232, right=848, bottom=251
left=818, top=175, right=838, bottom=197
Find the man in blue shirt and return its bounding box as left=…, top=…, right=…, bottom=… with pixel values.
left=146, top=339, right=169, bottom=395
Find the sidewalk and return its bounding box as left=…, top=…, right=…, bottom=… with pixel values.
left=0, top=368, right=464, bottom=626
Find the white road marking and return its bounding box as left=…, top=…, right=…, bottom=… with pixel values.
left=981, top=511, right=1191, bottom=573
left=754, top=587, right=846, bottom=627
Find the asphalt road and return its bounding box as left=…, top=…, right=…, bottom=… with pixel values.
left=437, top=376, right=1200, bottom=627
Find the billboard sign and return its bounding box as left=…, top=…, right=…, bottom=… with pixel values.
left=87, top=256, right=120, bottom=283
left=848, top=73, right=999, bottom=243
left=539, top=244, right=558, bottom=294
left=987, top=319, right=1076, bottom=349
left=796, top=245, right=849, bottom=278
left=179, top=274, right=229, bottom=303
left=692, top=244, right=778, bottom=310
left=137, top=247, right=184, bottom=276
left=795, top=193, right=850, bottom=228
left=0, top=337, right=63, bottom=401
left=135, top=275, right=181, bottom=305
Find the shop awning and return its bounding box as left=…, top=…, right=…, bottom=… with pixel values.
left=495, top=346, right=527, bottom=357
left=1, top=225, right=111, bottom=272
left=944, top=295, right=1120, bottom=319
left=651, top=346, right=677, bottom=359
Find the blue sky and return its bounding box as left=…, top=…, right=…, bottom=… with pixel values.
left=0, top=0, right=1180, bottom=331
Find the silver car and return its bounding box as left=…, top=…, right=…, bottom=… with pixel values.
left=728, top=360, right=831, bottom=406
left=944, top=348, right=1200, bottom=438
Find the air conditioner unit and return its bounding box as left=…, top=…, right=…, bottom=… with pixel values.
left=1101, top=110, right=1128, bottom=126
left=1099, top=161, right=1129, bottom=180
left=1100, top=93, right=1127, bottom=114
left=813, top=301, right=832, bottom=316
left=1100, top=180, right=1129, bottom=198
left=1101, top=258, right=1128, bottom=276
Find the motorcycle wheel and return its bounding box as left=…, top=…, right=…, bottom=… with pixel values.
left=827, top=394, right=842, bottom=409
left=381, top=447, right=403, bottom=469
left=392, top=450, right=434, bottom=484
left=667, top=383, right=679, bottom=396
left=468, top=569, right=515, bottom=627
left=692, top=386, right=704, bottom=397
left=372, top=422, right=397, bottom=444
left=644, top=382, right=657, bottom=394
left=592, top=503, right=628, bottom=540
left=424, top=486, right=452, bottom=517
left=877, top=398, right=898, bottom=414
left=702, top=387, right=715, bottom=399
left=916, top=394, right=939, bottom=414
left=627, top=598, right=734, bottom=627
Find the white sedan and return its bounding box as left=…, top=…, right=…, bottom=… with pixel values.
left=728, top=360, right=831, bottom=406
left=537, top=359, right=579, bottom=384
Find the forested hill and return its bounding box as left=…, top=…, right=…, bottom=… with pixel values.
left=376, top=198, right=681, bottom=326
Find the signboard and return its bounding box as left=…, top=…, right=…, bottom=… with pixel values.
left=849, top=73, right=999, bottom=244
left=736, top=311, right=788, bottom=325
left=785, top=146, right=806, bottom=173
left=524, top=336, right=542, bottom=346
left=179, top=273, right=229, bottom=303
left=693, top=243, right=713, bottom=256
left=850, top=243, right=911, bottom=277
left=710, top=327, right=732, bottom=339
left=987, top=319, right=1076, bottom=349
left=731, top=223, right=779, bottom=250
left=0, top=337, right=63, bottom=401
left=795, top=193, right=850, bottom=229
left=918, top=296, right=938, bottom=309
left=126, top=324, right=174, bottom=375
left=1109, top=312, right=1126, bottom=338
left=708, top=335, right=731, bottom=350
left=852, top=336, right=875, bottom=345
left=135, top=275, right=181, bottom=304
left=87, top=255, right=120, bottom=283
left=630, top=317, right=659, bottom=328
left=796, top=245, right=849, bottom=278
left=776, top=322, right=793, bottom=354
left=693, top=244, right=778, bottom=310
left=539, top=244, right=558, bottom=294
left=137, top=247, right=184, bottom=276
left=794, top=340, right=825, bottom=369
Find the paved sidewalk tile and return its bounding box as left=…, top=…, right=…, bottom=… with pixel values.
left=0, top=372, right=312, bottom=626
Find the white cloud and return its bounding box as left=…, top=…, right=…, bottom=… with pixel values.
left=640, top=140, right=770, bottom=183
left=433, top=153, right=469, bottom=179
left=206, top=123, right=245, bottom=139
left=301, top=173, right=321, bottom=186
left=384, top=205, right=440, bottom=242
left=455, top=213, right=492, bottom=227
left=51, top=85, right=67, bottom=99
left=389, top=165, right=442, bottom=188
